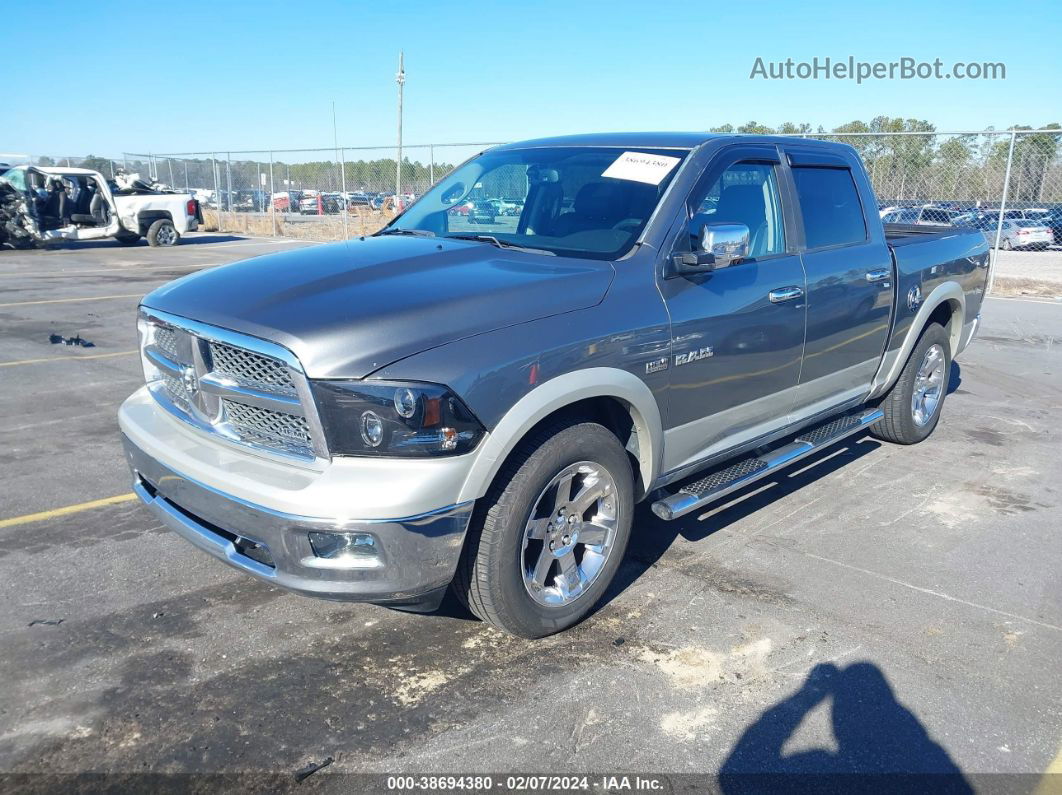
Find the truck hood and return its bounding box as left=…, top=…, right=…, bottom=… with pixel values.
left=141, top=236, right=614, bottom=378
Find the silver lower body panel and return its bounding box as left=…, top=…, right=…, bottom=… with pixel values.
left=123, top=434, right=473, bottom=608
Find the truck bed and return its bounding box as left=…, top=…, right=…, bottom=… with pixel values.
left=880, top=222, right=989, bottom=372
left=883, top=222, right=969, bottom=247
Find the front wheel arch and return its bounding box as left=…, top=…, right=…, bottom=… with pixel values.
left=456, top=368, right=663, bottom=506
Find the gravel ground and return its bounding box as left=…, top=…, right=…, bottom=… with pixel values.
left=0, top=235, right=1059, bottom=790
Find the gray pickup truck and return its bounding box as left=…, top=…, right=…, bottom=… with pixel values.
left=120, top=133, right=989, bottom=638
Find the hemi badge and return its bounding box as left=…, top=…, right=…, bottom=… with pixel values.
left=645, top=357, right=668, bottom=374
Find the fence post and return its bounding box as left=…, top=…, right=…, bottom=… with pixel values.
left=269, top=151, right=277, bottom=238
left=212, top=153, right=221, bottom=233
left=225, top=153, right=233, bottom=234
left=183, top=160, right=189, bottom=192
left=429, top=144, right=434, bottom=185
left=340, top=147, right=348, bottom=238
left=167, top=158, right=175, bottom=188
left=989, top=130, right=1018, bottom=294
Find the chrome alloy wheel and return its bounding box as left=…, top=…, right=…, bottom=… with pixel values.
left=912, top=343, right=946, bottom=427
left=521, top=461, right=619, bottom=607
left=156, top=224, right=177, bottom=245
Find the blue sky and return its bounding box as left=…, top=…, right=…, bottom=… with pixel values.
left=3, top=0, right=1059, bottom=157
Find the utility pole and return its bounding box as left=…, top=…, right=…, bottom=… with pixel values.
left=396, top=50, right=405, bottom=200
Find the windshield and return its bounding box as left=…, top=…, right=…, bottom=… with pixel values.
left=384, top=146, right=688, bottom=259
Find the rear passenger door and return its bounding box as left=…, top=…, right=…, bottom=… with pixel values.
left=784, top=148, right=894, bottom=417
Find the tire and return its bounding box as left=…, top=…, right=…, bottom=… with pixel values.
left=454, top=421, right=634, bottom=638
left=870, top=322, right=951, bottom=445
left=115, top=231, right=140, bottom=246
left=1001, top=238, right=1012, bottom=251
left=147, top=219, right=179, bottom=247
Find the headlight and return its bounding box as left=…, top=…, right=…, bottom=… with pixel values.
left=137, top=313, right=163, bottom=385
left=311, top=380, right=485, bottom=457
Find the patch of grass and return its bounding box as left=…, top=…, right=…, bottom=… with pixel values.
left=201, top=207, right=393, bottom=242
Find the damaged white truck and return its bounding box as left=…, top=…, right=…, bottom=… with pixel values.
left=0, top=165, right=201, bottom=249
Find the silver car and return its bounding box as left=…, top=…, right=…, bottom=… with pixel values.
left=997, top=218, right=1054, bottom=250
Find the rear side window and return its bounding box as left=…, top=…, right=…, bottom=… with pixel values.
left=792, top=167, right=867, bottom=249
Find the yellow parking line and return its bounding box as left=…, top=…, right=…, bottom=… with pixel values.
left=1034, top=742, right=1062, bottom=795
left=0, top=493, right=137, bottom=529
left=0, top=293, right=141, bottom=308
left=0, top=350, right=137, bottom=367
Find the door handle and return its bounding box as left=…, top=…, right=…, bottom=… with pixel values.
left=865, top=269, right=891, bottom=282
left=768, top=286, right=804, bottom=303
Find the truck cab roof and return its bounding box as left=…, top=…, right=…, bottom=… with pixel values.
left=492, top=132, right=854, bottom=153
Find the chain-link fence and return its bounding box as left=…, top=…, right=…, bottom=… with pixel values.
left=22, top=130, right=1062, bottom=285
left=121, top=143, right=499, bottom=241
left=794, top=129, right=1062, bottom=289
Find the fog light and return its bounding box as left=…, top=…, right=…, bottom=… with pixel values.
left=308, top=531, right=381, bottom=567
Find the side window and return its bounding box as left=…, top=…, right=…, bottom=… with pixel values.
left=689, top=162, right=785, bottom=259
left=791, top=166, right=867, bottom=249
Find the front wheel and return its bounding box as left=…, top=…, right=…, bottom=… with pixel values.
left=454, top=422, right=634, bottom=638
left=147, top=219, right=179, bottom=247
left=870, top=322, right=951, bottom=445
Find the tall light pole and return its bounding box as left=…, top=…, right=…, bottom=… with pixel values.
left=396, top=51, right=405, bottom=200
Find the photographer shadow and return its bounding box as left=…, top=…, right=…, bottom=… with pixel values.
left=719, top=661, right=972, bottom=793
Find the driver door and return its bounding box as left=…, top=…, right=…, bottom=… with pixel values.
left=658, top=145, right=807, bottom=474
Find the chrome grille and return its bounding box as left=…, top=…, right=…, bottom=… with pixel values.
left=154, top=325, right=182, bottom=362
left=223, top=399, right=313, bottom=457
left=161, top=373, right=192, bottom=414
left=141, top=310, right=324, bottom=463
left=208, top=341, right=297, bottom=397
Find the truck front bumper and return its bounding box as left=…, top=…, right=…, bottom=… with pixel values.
left=121, top=428, right=474, bottom=612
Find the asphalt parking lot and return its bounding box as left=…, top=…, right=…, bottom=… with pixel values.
left=1, top=234, right=1060, bottom=788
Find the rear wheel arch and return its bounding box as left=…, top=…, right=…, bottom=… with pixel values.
left=457, top=368, right=663, bottom=505
left=137, top=210, right=174, bottom=235
left=869, top=282, right=965, bottom=399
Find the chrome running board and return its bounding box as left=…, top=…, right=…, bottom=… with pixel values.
left=651, top=408, right=884, bottom=521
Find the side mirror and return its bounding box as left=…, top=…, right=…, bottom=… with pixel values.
left=672, top=222, right=750, bottom=275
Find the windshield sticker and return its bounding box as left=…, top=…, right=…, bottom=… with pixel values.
left=601, top=151, right=681, bottom=185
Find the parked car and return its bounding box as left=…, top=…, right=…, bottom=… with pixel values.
left=1001, top=208, right=1050, bottom=220
left=996, top=218, right=1053, bottom=250
left=0, top=165, right=200, bottom=248
left=1039, top=211, right=1062, bottom=245
left=272, top=190, right=302, bottom=213
left=468, top=198, right=501, bottom=223
left=121, top=132, right=988, bottom=638
left=880, top=205, right=958, bottom=226
left=297, top=191, right=322, bottom=214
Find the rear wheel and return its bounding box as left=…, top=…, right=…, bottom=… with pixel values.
left=147, top=219, right=179, bottom=247
left=871, top=322, right=950, bottom=445
left=454, top=422, right=634, bottom=638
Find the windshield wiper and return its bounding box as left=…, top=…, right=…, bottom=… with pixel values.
left=444, top=234, right=555, bottom=256
left=376, top=227, right=435, bottom=237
